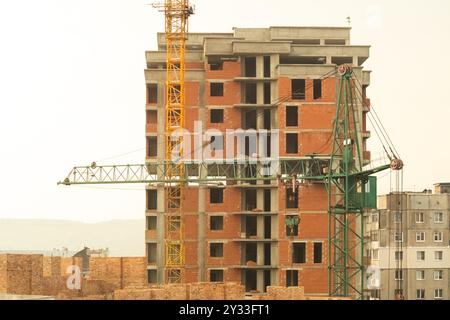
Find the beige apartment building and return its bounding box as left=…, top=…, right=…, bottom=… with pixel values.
left=367, top=183, right=450, bottom=300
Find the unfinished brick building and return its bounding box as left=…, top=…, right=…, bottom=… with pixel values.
left=144, top=27, right=372, bottom=294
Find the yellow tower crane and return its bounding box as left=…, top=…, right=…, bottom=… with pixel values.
left=151, top=0, right=194, bottom=284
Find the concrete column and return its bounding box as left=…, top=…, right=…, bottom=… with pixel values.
left=320, top=39, right=325, bottom=45
left=257, top=269, right=265, bottom=293
left=326, top=56, right=332, bottom=64
left=198, top=81, right=207, bottom=282
left=353, top=56, right=359, bottom=67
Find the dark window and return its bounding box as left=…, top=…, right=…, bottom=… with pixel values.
left=210, top=83, right=224, bottom=97
left=264, top=189, right=271, bottom=212
left=210, top=109, right=224, bottom=123
left=210, top=188, right=224, bottom=204
left=263, top=56, right=271, bottom=78
left=147, top=190, right=157, bottom=210
left=264, top=109, right=271, bottom=130
left=210, top=216, right=224, bottom=231
left=245, top=83, right=257, bottom=104
left=286, top=106, right=298, bottom=127
left=210, top=135, right=224, bottom=151
left=245, top=189, right=257, bottom=211
left=264, top=82, right=271, bottom=104
left=286, top=223, right=299, bottom=236
left=210, top=269, right=224, bottom=282
left=264, top=243, right=271, bottom=265
left=244, top=57, right=256, bottom=77
left=147, top=216, right=157, bottom=230
left=245, top=216, right=257, bottom=237
left=286, top=270, right=299, bottom=287
left=264, top=216, right=272, bottom=239
left=210, top=243, right=224, bottom=257
left=147, top=136, right=157, bottom=157
left=147, top=270, right=157, bottom=284
left=292, top=79, right=305, bottom=100
left=314, top=243, right=323, bottom=263
left=313, top=79, right=322, bottom=100
left=293, top=243, right=306, bottom=264
left=286, top=133, right=298, bottom=154
left=286, top=187, right=299, bottom=209
left=147, top=84, right=158, bottom=104
left=147, top=243, right=157, bottom=264
left=147, top=110, right=157, bottom=124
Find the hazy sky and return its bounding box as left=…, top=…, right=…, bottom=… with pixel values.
left=0, top=0, right=449, bottom=222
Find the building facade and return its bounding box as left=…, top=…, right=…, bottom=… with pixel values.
left=144, top=27, right=372, bottom=294
left=367, top=184, right=450, bottom=300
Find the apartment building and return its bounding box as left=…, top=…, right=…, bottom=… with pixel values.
left=367, top=183, right=450, bottom=300
left=144, top=26, right=372, bottom=294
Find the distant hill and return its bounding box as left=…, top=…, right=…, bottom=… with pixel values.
left=0, top=219, right=145, bottom=257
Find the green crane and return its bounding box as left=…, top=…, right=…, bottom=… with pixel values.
left=59, top=64, right=403, bottom=299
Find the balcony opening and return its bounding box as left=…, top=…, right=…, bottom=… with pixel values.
left=244, top=57, right=256, bottom=77
left=286, top=186, right=299, bottom=209
left=264, top=189, right=271, bottom=212
left=245, top=242, right=257, bottom=264
left=244, top=189, right=257, bottom=211
left=147, top=270, right=157, bottom=284
left=331, top=57, right=353, bottom=65
left=245, top=270, right=257, bottom=292
left=263, top=56, right=271, bottom=78
left=147, top=136, right=157, bottom=157
left=264, top=82, right=271, bottom=104
left=147, top=243, right=157, bottom=264
left=210, top=243, right=224, bottom=257
left=313, top=79, right=322, bottom=100
left=210, top=188, right=224, bottom=204
left=264, top=270, right=271, bottom=292
left=264, top=216, right=271, bottom=239
left=244, top=109, right=257, bottom=130
left=325, top=39, right=346, bottom=45
left=210, top=82, right=224, bottom=97
left=210, top=269, right=224, bottom=282
left=291, top=79, right=305, bottom=100
left=264, top=243, right=271, bottom=266
left=293, top=243, right=306, bottom=264
left=147, top=110, right=157, bottom=125
left=147, top=190, right=157, bottom=210
left=245, top=216, right=257, bottom=238
left=286, top=270, right=298, bottom=287
left=147, top=216, right=157, bottom=230
left=286, top=133, right=298, bottom=154
left=314, top=242, right=323, bottom=263
left=245, top=83, right=257, bottom=104
left=147, top=84, right=158, bottom=104
left=286, top=106, right=298, bottom=127
left=210, top=109, right=224, bottom=123
left=210, top=216, right=224, bottom=231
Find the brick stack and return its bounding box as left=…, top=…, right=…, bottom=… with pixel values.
left=264, top=286, right=306, bottom=300
left=0, top=254, right=44, bottom=295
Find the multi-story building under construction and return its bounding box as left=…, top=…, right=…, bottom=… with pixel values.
left=144, top=26, right=373, bottom=294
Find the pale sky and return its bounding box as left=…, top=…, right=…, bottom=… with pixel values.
left=0, top=0, right=449, bottom=223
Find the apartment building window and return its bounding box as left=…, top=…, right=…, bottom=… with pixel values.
left=434, top=270, right=443, bottom=280
left=210, top=243, right=224, bottom=257
left=372, top=249, right=379, bottom=260
left=435, top=251, right=443, bottom=261
left=395, top=251, right=403, bottom=261
left=416, top=289, right=425, bottom=300
left=147, top=110, right=157, bottom=125
left=286, top=133, right=298, bottom=154
left=434, top=289, right=443, bottom=300
left=210, top=109, right=224, bottom=123
left=371, top=232, right=379, bottom=242
left=286, top=106, right=298, bottom=127
left=147, top=84, right=158, bottom=104
left=313, top=79, right=322, bottom=100
left=394, top=232, right=403, bottom=243
left=434, top=212, right=443, bottom=224
left=147, top=190, right=157, bottom=211
left=293, top=243, right=306, bottom=264
left=371, top=211, right=379, bottom=223
left=313, top=243, right=323, bottom=264
left=210, top=216, right=224, bottom=231
left=416, top=270, right=425, bottom=281
left=416, top=232, right=425, bottom=242
left=286, top=187, right=299, bottom=209
left=417, top=251, right=425, bottom=261
left=394, top=270, right=403, bottom=281
left=434, top=232, right=443, bottom=243
left=286, top=270, right=299, bottom=287
left=286, top=223, right=299, bottom=237
left=416, top=212, right=424, bottom=224
left=147, top=216, right=157, bottom=231
left=210, top=188, right=224, bottom=204
left=394, top=212, right=402, bottom=223
left=147, top=136, right=157, bottom=157
left=210, top=269, right=224, bottom=282
left=147, top=243, right=157, bottom=264
left=291, top=79, right=306, bottom=100
left=210, top=82, right=224, bottom=97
